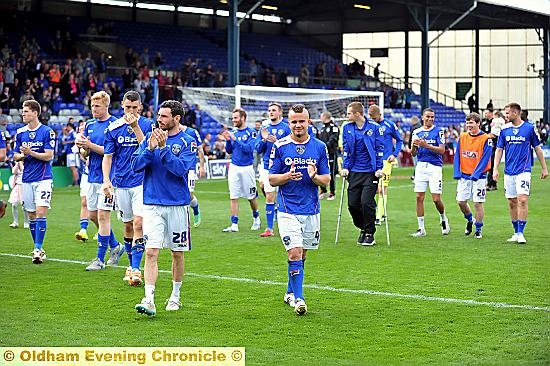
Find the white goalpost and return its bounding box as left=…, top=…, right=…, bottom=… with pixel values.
left=179, top=85, right=384, bottom=128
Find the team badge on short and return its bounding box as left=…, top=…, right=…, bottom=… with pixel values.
left=29, top=132, right=36, bottom=140
left=296, top=145, right=305, bottom=155
left=171, top=144, right=182, bottom=155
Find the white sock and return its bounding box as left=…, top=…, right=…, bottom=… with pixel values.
left=440, top=213, right=447, bottom=221
left=417, top=216, right=425, bottom=230
left=24, top=210, right=29, bottom=225
left=11, top=204, right=19, bottom=223
left=171, top=281, right=182, bottom=301
left=145, top=284, right=155, bottom=302
left=190, top=196, right=198, bottom=208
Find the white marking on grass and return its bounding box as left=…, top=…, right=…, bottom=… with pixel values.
left=2, top=252, right=549, bottom=312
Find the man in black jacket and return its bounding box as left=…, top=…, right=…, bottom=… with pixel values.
left=317, top=111, right=340, bottom=200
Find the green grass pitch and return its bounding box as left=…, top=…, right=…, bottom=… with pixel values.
left=0, top=165, right=548, bottom=364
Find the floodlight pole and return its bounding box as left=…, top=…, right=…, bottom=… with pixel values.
left=228, top=0, right=265, bottom=87
left=228, top=0, right=240, bottom=86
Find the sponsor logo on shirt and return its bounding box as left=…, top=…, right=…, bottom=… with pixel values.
left=284, top=157, right=317, bottom=165
left=22, top=141, right=44, bottom=148
left=462, top=150, right=478, bottom=159
left=117, top=136, right=138, bottom=144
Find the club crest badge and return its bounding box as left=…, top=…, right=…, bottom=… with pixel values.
left=512, top=128, right=519, bottom=135
left=171, top=144, right=182, bottom=155
left=29, top=132, right=36, bottom=140
left=296, top=145, right=305, bottom=155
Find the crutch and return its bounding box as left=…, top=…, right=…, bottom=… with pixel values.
left=379, top=178, right=391, bottom=246
left=335, top=176, right=347, bottom=244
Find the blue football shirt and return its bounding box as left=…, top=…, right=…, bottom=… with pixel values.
left=497, top=122, right=541, bottom=175
left=256, top=119, right=291, bottom=169
left=226, top=127, right=256, bottom=167
left=104, top=116, right=154, bottom=188
left=15, top=124, right=56, bottom=183
left=269, top=135, right=330, bottom=215
left=132, top=131, right=197, bottom=206
left=412, top=126, right=445, bottom=167
left=84, top=116, right=118, bottom=184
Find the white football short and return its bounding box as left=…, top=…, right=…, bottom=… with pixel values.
left=66, top=152, right=80, bottom=167
left=188, top=170, right=196, bottom=193
left=86, top=182, right=115, bottom=211
left=22, top=179, right=53, bottom=212
left=277, top=212, right=320, bottom=251
left=228, top=163, right=257, bottom=200
left=456, top=178, right=487, bottom=203
left=80, top=173, right=89, bottom=197
left=504, top=172, right=531, bottom=198
left=143, top=205, right=191, bottom=252
left=259, top=165, right=277, bottom=193
left=115, top=185, right=143, bottom=222
left=414, top=162, right=443, bottom=194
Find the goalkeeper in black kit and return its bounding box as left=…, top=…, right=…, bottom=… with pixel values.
left=317, top=111, right=340, bottom=200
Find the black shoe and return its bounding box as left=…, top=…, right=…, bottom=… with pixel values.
left=362, top=234, right=376, bottom=246
left=474, top=231, right=483, bottom=239
left=465, top=220, right=473, bottom=236
left=375, top=219, right=381, bottom=226
left=357, top=231, right=366, bottom=245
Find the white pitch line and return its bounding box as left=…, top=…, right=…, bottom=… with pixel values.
left=2, top=253, right=549, bottom=312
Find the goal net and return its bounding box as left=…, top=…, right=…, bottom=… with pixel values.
left=179, top=85, right=384, bottom=128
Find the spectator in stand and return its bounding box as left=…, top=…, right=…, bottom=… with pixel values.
left=214, top=133, right=227, bottom=159
left=0, top=87, right=11, bottom=109
left=39, top=104, right=51, bottom=125
left=153, top=52, right=165, bottom=70
left=121, top=68, right=133, bottom=91
left=278, top=69, right=289, bottom=88
left=125, top=47, right=135, bottom=67
left=404, top=84, right=413, bottom=109
left=486, top=99, right=493, bottom=110
left=140, top=48, right=150, bottom=67
left=299, top=64, right=310, bottom=88
left=249, top=58, right=259, bottom=82
left=48, top=64, right=61, bottom=89
left=97, top=52, right=108, bottom=83
left=84, top=73, right=97, bottom=93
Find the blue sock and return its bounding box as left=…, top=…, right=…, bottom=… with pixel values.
left=80, top=219, right=89, bottom=230
left=266, top=203, right=275, bottom=230
left=288, top=260, right=304, bottom=301
left=287, top=258, right=305, bottom=293
left=97, top=234, right=110, bottom=262
left=517, top=220, right=526, bottom=234
left=131, top=238, right=145, bottom=270
left=475, top=221, right=484, bottom=232
left=253, top=210, right=260, bottom=219
left=35, top=218, right=47, bottom=250
left=512, top=220, right=519, bottom=233
left=29, top=219, right=37, bottom=244
left=464, top=213, right=473, bottom=222
left=124, top=237, right=133, bottom=263
left=108, top=229, right=119, bottom=249
left=231, top=215, right=239, bottom=225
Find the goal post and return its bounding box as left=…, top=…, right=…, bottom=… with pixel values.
left=178, top=85, right=384, bottom=128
